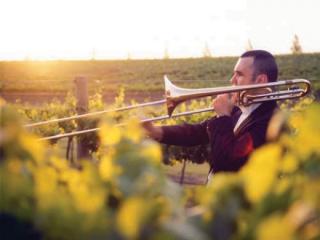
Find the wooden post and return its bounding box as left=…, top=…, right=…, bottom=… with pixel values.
left=179, top=159, right=187, bottom=185
left=74, top=76, right=90, bottom=160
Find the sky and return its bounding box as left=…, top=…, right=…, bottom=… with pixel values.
left=0, top=0, right=319, bottom=60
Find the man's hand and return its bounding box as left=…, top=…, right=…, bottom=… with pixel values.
left=212, top=93, right=235, bottom=117
left=142, top=121, right=163, bottom=141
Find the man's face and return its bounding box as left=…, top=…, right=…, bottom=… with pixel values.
left=229, top=56, right=256, bottom=105
left=230, top=57, right=255, bottom=86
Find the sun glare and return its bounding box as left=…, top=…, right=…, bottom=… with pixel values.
left=0, top=0, right=319, bottom=60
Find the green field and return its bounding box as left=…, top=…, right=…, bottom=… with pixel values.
left=1, top=53, right=320, bottom=93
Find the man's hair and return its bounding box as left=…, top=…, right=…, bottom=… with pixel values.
left=241, top=50, right=278, bottom=82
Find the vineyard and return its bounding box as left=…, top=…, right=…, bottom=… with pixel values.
left=1, top=53, right=320, bottom=93
left=1, top=54, right=320, bottom=239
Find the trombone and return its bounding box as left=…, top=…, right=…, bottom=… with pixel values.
left=164, top=75, right=311, bottom=116
left=25, top=76, right=311, bottom=140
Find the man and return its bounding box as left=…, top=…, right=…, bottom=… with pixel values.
left=143, top=50, right=278, bottom=178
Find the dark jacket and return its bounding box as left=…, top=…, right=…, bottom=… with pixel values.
left=159, top=101, right=278, bottom=173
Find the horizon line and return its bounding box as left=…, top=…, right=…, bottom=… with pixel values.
left=1, top=51, right=319, bottom=62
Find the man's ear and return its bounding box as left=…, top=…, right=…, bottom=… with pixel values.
left=255, top=74, right=268, bottom=84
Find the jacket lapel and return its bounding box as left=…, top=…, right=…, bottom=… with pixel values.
left=234, top=101, right=277, bottom=136
left=231, top=106, right=242, bottom=127
left=234, top=112, right=254, bottom=136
